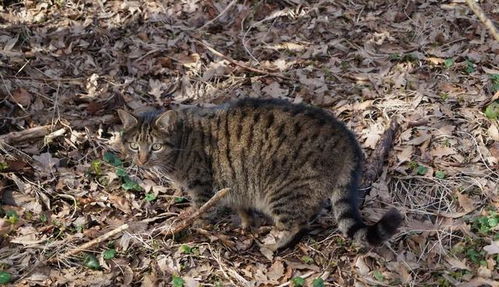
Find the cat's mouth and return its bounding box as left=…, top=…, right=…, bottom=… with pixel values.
left=134, top=159, right=151, bottom=167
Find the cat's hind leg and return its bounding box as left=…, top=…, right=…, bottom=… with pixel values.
left=236, top=208, right=253, bottom=230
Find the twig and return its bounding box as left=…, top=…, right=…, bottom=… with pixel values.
left=194, top=39, right=294, bottom=81
left=0, top=125, right=52, bottom=145
left=47, top=223, right=129, bottom=263
left=43, top=128, right=66, bottom=145
left=360, top=119, right=400, bottom=205
left=0, top=75, right=85, bottom=82
left=464, top=0, right=499, bottom=42
left=198, top=0, right=237, bottom=30
left=160, top=188, right=230, bottom=236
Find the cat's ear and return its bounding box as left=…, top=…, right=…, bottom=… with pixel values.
left=117, top=109, right=138, bottom=130
left=154, top=110, right=177, bottom=132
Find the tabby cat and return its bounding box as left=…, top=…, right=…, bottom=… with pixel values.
left=118, top=98, right=402, bottom=250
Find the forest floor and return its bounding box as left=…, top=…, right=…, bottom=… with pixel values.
left=0, top=0, right=498, bottom=286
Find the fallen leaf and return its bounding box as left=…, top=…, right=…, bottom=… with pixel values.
left=362, top=123, right=384, bottom=149
left=266, top=260, right=285, bottom=284
left=355, top=256, right=370, bottom=275
left=487, top=124, right=499, bottom=141
left=184, top=277, right=200, bottom=287
left=430, top=146, right=457, bottom=158
left=33, top=152, right=60, bottom=173
left=456, top=192, right=475, bottom=212
left=396, top=146, right=413, bottom=163
left=141, top=272, right=156, bottom=287
left=109, top=194, right=131, bottom=214
left=11, top=88, right=32, bottom=107
left=457, top=277, right=499, bottom=287
left=483, top=241, right=499, bottom=255
left=477, top=265, right=492, bottom=279
left=407, top=132, right=431, bottom=146
left=489, top=142, right=499, bottom=160
left=262, top=82, right=288, bottom=98
left=446, top=256, right=471, bottom=271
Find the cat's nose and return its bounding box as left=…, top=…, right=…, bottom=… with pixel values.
left=136, top=153, right=149, bottom=166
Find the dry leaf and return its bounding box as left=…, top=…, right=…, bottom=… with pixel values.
left=430, top=146, right=457, bottom=158
left=266, top=260, right=285, bottom=284
left=184, top=277, right=200, bottom=287
left=363, top=123, right=384, bottom=149
left=487, top=124, right=499, bottom=141
left=141, top=272, right=156, bottom=287
left=33, top=152, right=60, bottom=173
left=483, top=241, right=499, bottom=255
left=262, top=82, right=288, bottom=98
left=489, top=142, right=499, bottom=160
left=396, top=146, right=413, bottom=163
left=446, top=256, right=471, bottom=271
left=456, top=192, right=475, bottom=212
left=407, top=132, right=431, bottom=145
left=11, top=88, right=32, bottom=107
left=355, top=256, right=370, bottom=275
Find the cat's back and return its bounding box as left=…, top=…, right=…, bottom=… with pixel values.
left=211, top=98, right=363, bottom=184
left=224, top=98, right=360, bottom=152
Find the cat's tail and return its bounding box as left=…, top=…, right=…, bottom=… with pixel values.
left=331, top=186, right=403, bottom=246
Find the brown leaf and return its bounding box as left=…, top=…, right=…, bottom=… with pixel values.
left=489, top=142, right=499, bottom=160
left=362, top=123, right=384, bottom=149
left=262, top=82, right=288, bottom=98
left=407, top=131, right=431, bottom=146
left=446, top=256, right=471, bottom=271
left=109, top=194, right=131, bottom=214
left=11, top=88, right=32, bottom=107
left=396, top=146, right=413, bottom=163
left=430, top=146, right=457, bottom=158
left=266, top=260, right=285, bottom=284
left=33, top=152, right=60, bottom=173
left=141, top=272, right=156, bottom=287
left=86, top=101, right=102, bottom=115
left=457, top=192, right=475, bottom=213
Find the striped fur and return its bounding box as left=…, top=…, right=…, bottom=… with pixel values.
left=118, top=98, right=402, bottom=250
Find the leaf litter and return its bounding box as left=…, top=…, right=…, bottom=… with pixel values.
left=0, top=0, right=498, bottom=286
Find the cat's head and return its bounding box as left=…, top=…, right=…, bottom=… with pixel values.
left=117, top=109, right=178, bottom=167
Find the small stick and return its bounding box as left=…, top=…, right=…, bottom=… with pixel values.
left=0, top=125, right=52, bottom=145
left=464, top=0, right=499, bottom=42
left=198, top=0, right=237, bottom=30
left=194, top=40, right=294, bottom=81
left=360, top=119, right=400, bottom=205
left=43, top=128, right=66, bottom=145
left=47, top=223, right=129, bottom=263
left=1, top=75, right=85, bottom=82
left=160, top=188, right=230, bottom=236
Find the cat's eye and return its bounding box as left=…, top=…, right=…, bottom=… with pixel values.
left=129, top=142, right=139, bottom=150
left=151, top=143, right=163, bottom=151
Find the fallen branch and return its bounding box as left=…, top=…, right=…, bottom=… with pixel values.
left=1, top=75, right=85, bottom=82
left=360, top=119, right=400, bottom=205
left=0, top=125, right=52, bottom=145
left=160, top=188, right=230, bottom=236
left=194, top=39, right=293, bottom=81
left=43, top=128, right=66, bottom=145
left=464, top=0, right=499, bottom=42
left=47, top=223, right=129, bottom=263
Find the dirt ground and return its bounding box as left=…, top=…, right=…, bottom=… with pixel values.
left=0, top=0, right=498, bottom=286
